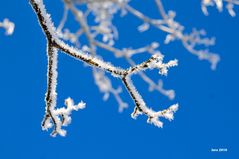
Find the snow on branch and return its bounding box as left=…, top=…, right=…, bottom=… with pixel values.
left=30, top=0, right=178, bottom=136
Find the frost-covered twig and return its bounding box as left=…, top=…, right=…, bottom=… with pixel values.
left=62, top=1, right=129, bottom=110
left=125, top=0, right=220, bottom=70
left=201, top=0, right=239, bottom=16
left=30, top=0, right=178, bottom=136
left=62, top=0, right=175, bottom=106
left=93, top=68, right=128, bottom=112
left=0, top=18, right=14, bottom=35
left=94, top=40, right=176, bottom=99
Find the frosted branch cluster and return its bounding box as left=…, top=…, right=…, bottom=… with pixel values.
left=29, top=0, right=237, bottom=136
left=0, top=18, right=14, bottom=35
left=201, top=0, right=239, bottom=16
left=30, top=0, right=179, bottom=136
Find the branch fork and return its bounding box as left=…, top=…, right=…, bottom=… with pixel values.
left=30, top=0, right=178, bottom=136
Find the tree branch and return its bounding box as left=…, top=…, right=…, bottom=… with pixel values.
left=30, top=0, right=179, bottom=136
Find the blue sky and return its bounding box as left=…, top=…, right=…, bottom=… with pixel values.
left=0, top=0, right=238, bottom=159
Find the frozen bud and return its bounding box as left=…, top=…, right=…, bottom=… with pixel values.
left=202, top=0, right=212, bottom=5
left=167, top=59, right=178, bottom=67
left=164, top=34, right=175, bottom=44
left=166, top=90, right=175, bottom=100
left=57, top=129, right=67, bottom=137
left=82, top=45, right=90, bottom=52
left=215, top=0, right=223, bottom=11
left=226, top=3, right=236, bottom=17
left=151, top=42, right=160, bottom=49
left=65, top=97, right=74, bottom=108
left=118, top=102, right=128, bottom=113
left=77, top=101, right=86, bottom=110
left=164, top=112, right=174, bottom=120
left=103, top=93, right=110, bottom=101
left=169, top=103, right=179, bottom=112
left=168, top=10, right=176, bottom=18
left=137, top=23, right=149, bottom=32
left=0, top=18, right=15, bottom=35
